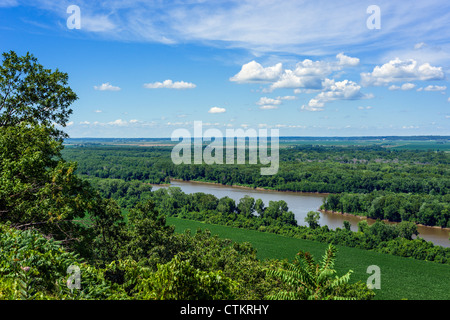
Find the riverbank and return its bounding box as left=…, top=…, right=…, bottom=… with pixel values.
left=319, top=209, right=450, bottom=231
left=169, top=178, right=332, bottom=196
left=168, top=178, right=449, bottom=232
left=153, top=178, right=449, bottom=247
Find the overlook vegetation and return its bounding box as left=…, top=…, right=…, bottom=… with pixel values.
left=1, top=51, right=449, bottom=302
left=0, top=51, right=375, bottom=301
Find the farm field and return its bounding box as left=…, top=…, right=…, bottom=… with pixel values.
left=167, top=217, right=450, bottom=300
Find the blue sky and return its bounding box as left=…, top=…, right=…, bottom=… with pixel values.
left=1, top=0, right=449, bottom=138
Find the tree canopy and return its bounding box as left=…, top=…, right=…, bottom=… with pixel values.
left=0, top=51, right=77, bottom=139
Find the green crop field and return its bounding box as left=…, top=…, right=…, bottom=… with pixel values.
left=167, top=217, right=450, bottom=301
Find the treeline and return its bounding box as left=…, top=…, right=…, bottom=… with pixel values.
left=62, top=145, right=450, bottom=196
left=62, top=146, right=172, bottom=184
left=84, top=176, right=154, bottom=208
left=322, top=191, right=450, bottom=228
left=63, top=145, right=450, bottom=196
left=62, top=144, right=450, bottom=227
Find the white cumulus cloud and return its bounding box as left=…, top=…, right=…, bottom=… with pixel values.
left=336, top=52, right=360, bottom=66
left=229, top=61, right=283, bottom=83
left=389, top=83, right=416, bottom=91
left=270, top=69, right=323, bottom=91
left=208, top=107, right=226, bottom=114
left=143, top=79, right=196, bottom=89
left=232, top=55, right=372, bottom=111
left=270, top=58, right=346, bottom=91
left=233, top=55, right=360, bottom=92
left=361, top=58, right=444, bottom=86
left=256, top=97, right=282, bottom=106
left=256, top=96, right=299, bottom=110
left=94, top=82, right=121, bottom=91
left=259, top=105, right=279, bottom=110
left=301, top=79, right=372, bottom=111
left=421, top=85, right=447, bottom=92
left=108, top=119, right=128, bottom=126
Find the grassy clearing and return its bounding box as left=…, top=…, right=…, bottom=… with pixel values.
left=167, top=217, right=450, bottom=300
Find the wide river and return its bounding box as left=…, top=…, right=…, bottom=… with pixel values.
left=152, top=180, right=450, bottom=248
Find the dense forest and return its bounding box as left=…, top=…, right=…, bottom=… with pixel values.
left=62, top=143, right=450, bottom=228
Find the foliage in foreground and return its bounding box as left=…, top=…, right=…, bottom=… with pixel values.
left=266, top=244, right=374, bottom=300
left=0, top=222, right=126, bottom=300
left=0, top=222, right=239, bottom=300
left=0, top=220, right=373, bottom=300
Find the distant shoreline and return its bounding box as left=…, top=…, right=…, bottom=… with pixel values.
left=168, top=178, right=331, bottom=196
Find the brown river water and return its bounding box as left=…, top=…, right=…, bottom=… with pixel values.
left=152, top=180, right=450, bottom=248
